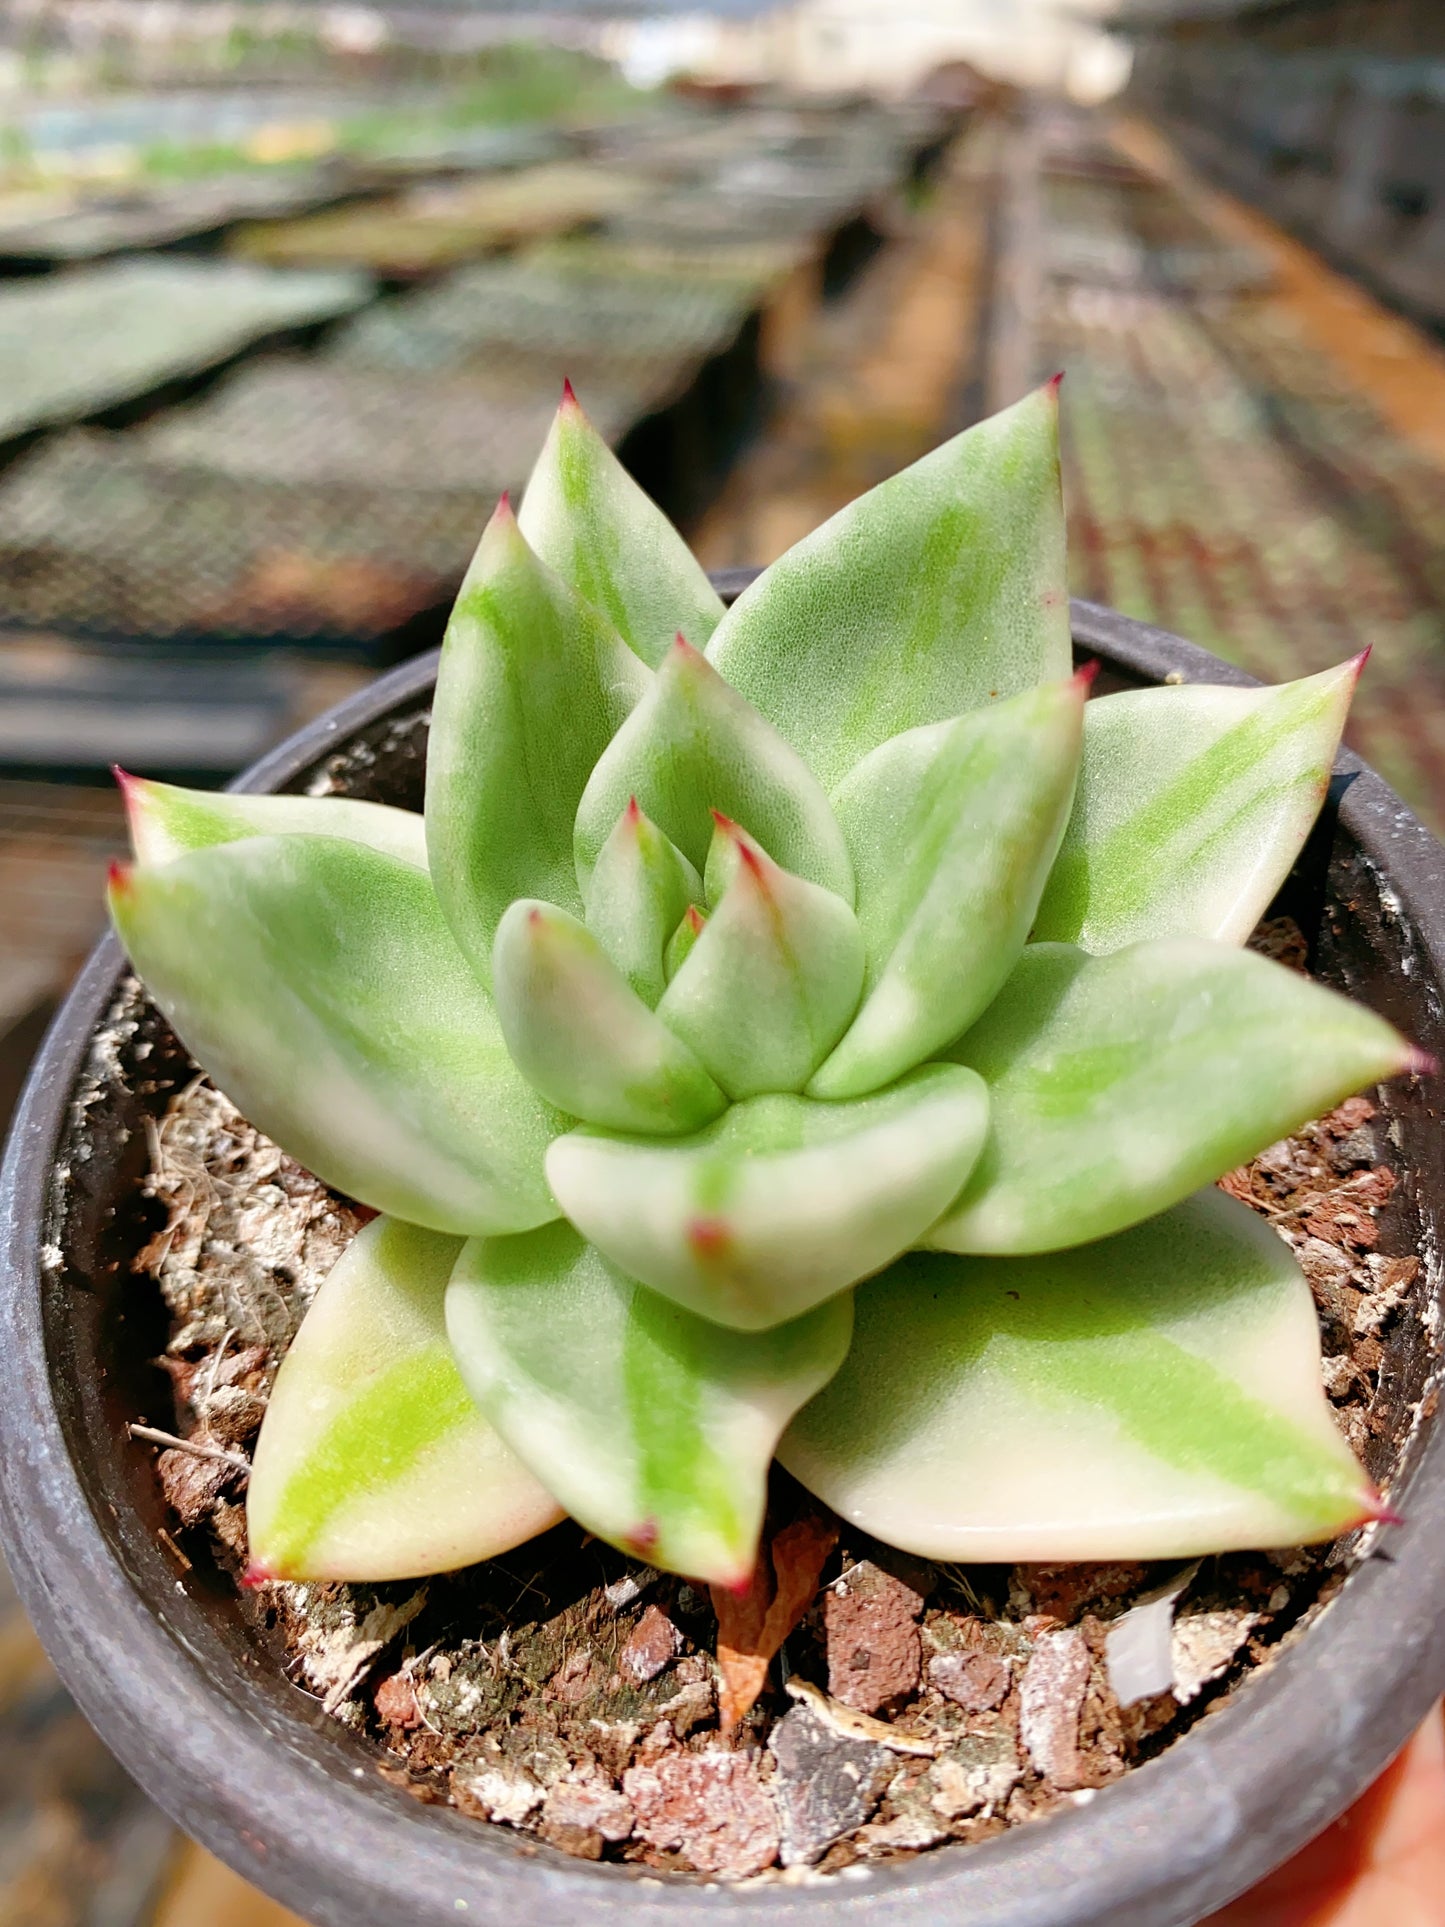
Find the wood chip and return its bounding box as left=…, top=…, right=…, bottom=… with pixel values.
left=783, top=1678, right=942, bottom=1756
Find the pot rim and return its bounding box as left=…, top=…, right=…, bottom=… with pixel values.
left=1, top=599, right=1442, bottom=1927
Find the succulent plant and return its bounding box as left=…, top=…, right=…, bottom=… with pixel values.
left=109, top=380, right=1418, bottom=1593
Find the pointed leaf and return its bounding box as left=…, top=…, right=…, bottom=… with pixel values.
left=702, top=813, right=744, bottom=906
left=119, top=771, right=428, bottom=870
left=517, top=385, right=725, bottom=667
left=425, top=499, right=649, bottom=984
left=810, top=674, right=1086, bottom=1100
left=584, top=798, right=701, bottom=1006
left=657, top=820, right=864, bottom=1098
left=931, top=939, right=1414, bottom=1254
left=782, top=1189, right=1380, bottom=1560
left=109, top=836, right=562, bottom=1234
left=248, top=1217, right=561, bottom=1582
left=446, top=1221, right=852, bottom=1586
left=706, top=382, right=1070, bottom=790
left=574, top=635, right=853, bottom=903
left=546, top=1065, right=989, bottom=1331
left=493, top=898, right=725, bottom=1134
left=664, top=903, right=706, bottom=980
left=1033, top=657, right=1365, bottom=952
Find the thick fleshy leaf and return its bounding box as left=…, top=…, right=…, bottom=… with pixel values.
left=248, top=1217, right=561, bottom=1582
left=664, top=904, right=706, bottom=980
left=574, top=635, right=853, bottom=903
left=446, top=1221, right=852, bottom=1585
left=931, top=938, right=1414, bottom=1254
left=1032, top=657, right=1365, bottom=953
left=109, top=836, right=562, bottom=1234
left=782, top=1189, right=1380, bottom=1560
left=425, top=497, right=649, bottom=984
left=706, top=382, right=1070, bottom=790
left=546, top=1065, right=990, bottom=1331
left=517, top=385, right=725, bottom=667
left=810, top=674, right=1086, bottom=1100
left=702, top=815, right=743, bottom=905
left=657, top=820, right=864, bottom=1098
left=584, top=798, right=701, bottom=1006
left=492, top=898, right=725, bottom=1134
left=118, top=771, right=428, bottom=871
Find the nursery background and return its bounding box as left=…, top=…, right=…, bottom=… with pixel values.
left=1, top=0, right=1443, bottom=1921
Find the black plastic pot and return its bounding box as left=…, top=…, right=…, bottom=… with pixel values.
left=2, top=600, right=1443, bottom=1927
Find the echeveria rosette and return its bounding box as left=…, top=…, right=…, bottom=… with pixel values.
left=106, top=380, right=1417, bottom=1593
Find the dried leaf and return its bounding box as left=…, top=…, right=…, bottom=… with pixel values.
left=710, top=1508, right=837, bottom=1732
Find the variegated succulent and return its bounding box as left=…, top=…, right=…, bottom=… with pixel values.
left=109, top=381, right=1418, bottom=1593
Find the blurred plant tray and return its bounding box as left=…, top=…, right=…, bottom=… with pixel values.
left=332, top=340, right=704, bottom=444
left=1041, top=163, right=1274, bottom=296
left=132, top=356, right=566, bottom=493
left=0, top=168, right=358, bottom=265
left=580, top=112, right=824, bottom=181
left=342, top=122, right=570, bottom=180
left=603, top=190, right=868, bottom=250
left=708, top=149, right=898, bottom=206
left=228, top=163, right=653, bottom=276
left=0, top=259, right=373, bottom=444
left=0, top=432, right=491, bottom=649
left=582, top=100, right=938, bottom=183
left=331, top=253, right=753, bottom=368
left=533, top=231, right=816, bottom=294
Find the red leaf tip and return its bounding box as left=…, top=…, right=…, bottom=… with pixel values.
left=106, top=858, right=133, bottom=895
left=624, top=794, right=642, bottom=825
left=492, top=489, right=514, bottom=523
left=1073, top=659, right=1101, bottom=690
left=709, top=808, right=738, bottom=833
left=1046, top=370, right=1065, bottom=393
left=1350, top=644, right=1373, bottom=678
left=1359, top=1491, right=1404, bottom=1528
left=560, top=375, right=579, bottom=409
left=736, top=839, right=766, bottom=881
left=1405, top=1046, right=1438, bottom=1078
left=684, top=905, right=706, bottom=934
left=240, top=1561, right=275, bottom=1589
left=112, top=766, right=145, bottom=828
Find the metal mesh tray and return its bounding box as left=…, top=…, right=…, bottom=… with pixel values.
left=0, top=259, right=372, bottom=443
left=132, top=356, right=565, bottom=493
left=228, top=164, right=652, bottom=275
left=0, top=169, right=353, bottom=263
left=0, top=432, right=491, bottom=643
